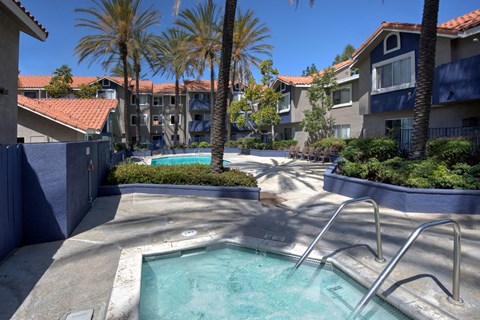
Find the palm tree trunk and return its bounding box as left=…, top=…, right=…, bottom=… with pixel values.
left=410, top=0, right=439, bottom=160
left=209, top=57, right=215, bottom=141
left=121, top=45, right=131, bottom=149
left=174, top=77, right=180, bottom=145
left=135, top=69, right=141, bottom=147
left=227, top=62, right=237, bottom=142
left=210, top=0, right=237, bottom=173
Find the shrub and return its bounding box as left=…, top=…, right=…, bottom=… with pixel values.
left=271, top=140, right=297, bottom=150
left=114, top=143, right=126, bottom=152
left=105, top=163, right=258, bottom=187
left=311, top=137, right=346, bottom=153
left=239, top=137, right=261, bottom=149
left=199, top=141, right=210, bottom=148
left=426, top=138, right=473, bottom=166
left=225, top=140, right=240, bottom=148
left=189, top=142, right=198, bottom=148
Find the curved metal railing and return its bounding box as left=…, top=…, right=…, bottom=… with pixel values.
left=294, top=197, right=386, bottom=269
left=350, top=218, right=462, bottom=319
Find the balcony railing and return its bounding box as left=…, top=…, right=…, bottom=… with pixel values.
left=399, top=126, right=480, bottom=151
left=189, top=98, right=211, bottom=111
left=188, top=120, right=211, bottom=132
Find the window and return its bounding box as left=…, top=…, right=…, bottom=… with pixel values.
left=277, top=92, right=290, bottom=113
left=384, top=32, right=401, bottom=54
left=280, top=83, right=287, bottom=91
left=23, top=91, right=37, bottom=98
left=170, top=96, right=176, bottom=106
left=372, top=51, right=415, bottom=94
left=170, top=114, right=182, bottom=125
left=333, top=124, right=351, bottom=138
left=131, top=114, right=147, bottom=126
left=194, top=114, right=203, bottom=121
left=153, top=96, right=163, bottom=106
left=332, top=85, right=352, bottom=108
left=102, top=79, right=111, bottom=87
left=17, top=137, right=25, bottom=143
left=194, top=93, right=202, bottom=99
left=131, top=94, right=149, bottom=105
left=283, top=127, right=293, bottom=140
left=97, top=89, right=116, bottom=99
left=152, top=115, right=162, bottom=126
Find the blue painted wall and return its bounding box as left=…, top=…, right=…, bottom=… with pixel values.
left=433, top=54, right=480, bottom=104
left=21, top=141, right=110, bottom=244
left=0, top=145, right=22, bottom=262
left=370, top=32, right=419, bottom=113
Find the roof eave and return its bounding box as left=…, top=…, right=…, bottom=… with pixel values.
left=1, top=0, right=48, bottom=41
left=18, top=104, right=87, bottom=134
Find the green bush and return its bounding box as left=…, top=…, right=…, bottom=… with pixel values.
left=426, top=138, right=473, bottom=166
left=105, top=163, right=258, bottom=187
left=239, top=137, right=261, bottom=149
left=271, top=140, right=297, bottom=150
left=189, top=142, right=198, bottom=148
left=199, top=141, right=210, bottom=148
left=311, top=137, right=346, bottom=153
left=114, top=143, right=126, bottom=152
left=225, top=140, right=240, bottom=148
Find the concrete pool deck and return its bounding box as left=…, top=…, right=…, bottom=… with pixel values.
left=0, top=154, right=479, bottom=319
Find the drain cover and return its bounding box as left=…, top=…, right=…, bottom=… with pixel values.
left=181, top=230, right=197, bottom=237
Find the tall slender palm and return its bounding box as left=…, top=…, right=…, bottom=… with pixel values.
left=228, top=8, right=273, bottom=140
left=154, top=28, right=195, bottom=146
left=75, top=0, right=160, bottom=148
left=210, top=0, right=238, bottom=173
left=175, top=1, right=221, bottom=121
left=410, top=0, right=440, bottom=159
left=130, top=32, right=162, bottom=145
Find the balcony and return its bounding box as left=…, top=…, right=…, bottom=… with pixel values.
left=433, top=55, right=480, bottom=105
left=188, top=120, right=211, bottom=132
left=189, top=98, right=211, bottom=111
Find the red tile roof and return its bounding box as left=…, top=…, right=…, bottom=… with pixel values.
left=153, top=83, right=181, bottom=94
left=18, top=75, right=154, bottom=93
left=18, top=95, right=117, bottom=132
left=12, top=0, right=48, bottom=37
left=184, top=79, right=217, bottom=91
left=438, top=9, right=480, bottom=31
left=353, top=9, right=480, bottom=59
left=277, top=60, right=354, bottom=86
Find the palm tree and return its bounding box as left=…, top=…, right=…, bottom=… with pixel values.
left=210, top=0, right=238, bottom=173
left=410, top=0, right=440, bottom=159
left=75, top=0, right=160, bottom=148
left=130, top=32, right=161, bottom=146
left=228, top=8, right=273, bottom=140
left=153, top=28, right=196, bottom=146
left=175, top=1, right=221, bottom=121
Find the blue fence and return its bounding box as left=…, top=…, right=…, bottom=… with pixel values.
left=399, top=127, right=480, bottom=151
left=0, top=145, right=22, bottom=262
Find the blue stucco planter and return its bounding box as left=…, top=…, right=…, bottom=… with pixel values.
left=130, top=150, right=152, bottom=157
left=324, top=163, right=480, bottom=214
left=240, top=149, right=287, bottom=157
left=163, top=148, right=212, bottom=155
left=98, top=183, right=260, bottom=201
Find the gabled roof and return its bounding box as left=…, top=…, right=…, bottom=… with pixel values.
left=275, top=60, right=354, bottom=87
left=153, top=83, right=182, bottom=94
left=18, top=75, right=154, bottom=93
left=2, top=0, right=48, bottom=40
left=353, top=9, right=480, bottom=59
left=184, top=79, right=217, bottom=92
left=18, top=95, right=117, bottom=133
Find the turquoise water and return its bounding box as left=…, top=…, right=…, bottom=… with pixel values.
left=151, top=155, right=231, bottom=166
left=140, top=246, right=410, bottom=320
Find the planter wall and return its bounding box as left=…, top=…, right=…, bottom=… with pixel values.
left=324, top=163, right=480, bottom=214
left=99, top=183, right=260, bottom=201
left=240, top=149, right=287, bottom=157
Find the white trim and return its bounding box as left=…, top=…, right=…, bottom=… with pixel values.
left=18, top=105, right=88, bottom=134
left=153, top=95, right=164, bottom=106
left=336, top=74, right=359, bottom=85
left=102, top=79, right=111, bottom=87
left=169, top=114, right=182, bottom=126
left=332, top=84, right=353, bottom=109
left=2, top=0, right=47, bottom=41
left=383, top=32, right=401, bottom=54
left=131, top=94, right=149, bottom=106
left=371, top=51, right=416, bottom=95
left=459, top=25, right=480, bottom=38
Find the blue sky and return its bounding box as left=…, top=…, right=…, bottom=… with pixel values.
left=19, top=0, right=479, bottom=83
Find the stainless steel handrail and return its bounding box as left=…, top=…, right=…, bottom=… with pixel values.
left=350, top=218, right=462, bottom=319
left=294, top=197, right=386, bottom=269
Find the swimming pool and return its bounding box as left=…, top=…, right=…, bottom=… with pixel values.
left=140, top=245, right=409, bottom=319
left=151, top=155, right=231, bottom=166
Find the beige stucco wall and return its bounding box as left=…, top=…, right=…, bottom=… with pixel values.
left=0, top=10, right=20, bottom=144
left=329, top=78, right=363, bottom=138
left=17, top=108, right=85, bottom=142
left=451, top=35, right=480, bottom=61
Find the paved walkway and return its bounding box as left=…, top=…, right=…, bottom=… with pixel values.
left=0, top=155, right=479, bottom=320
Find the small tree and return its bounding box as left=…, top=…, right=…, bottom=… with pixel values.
left=302, top=63, right=318, bottom=76
left=74, top=82, right=102, bottom=98
left=228, top=59, right=282, bottom=140
left=301, top=67, right=337, bottom=143
left=332, top=44, right=355, bottom=65
left=45, top=65, right=74, bottom=98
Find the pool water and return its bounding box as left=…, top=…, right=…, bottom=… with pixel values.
left=151, top=155, right=230, bottom=166
left=140, top=246, right=410, bottom=319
